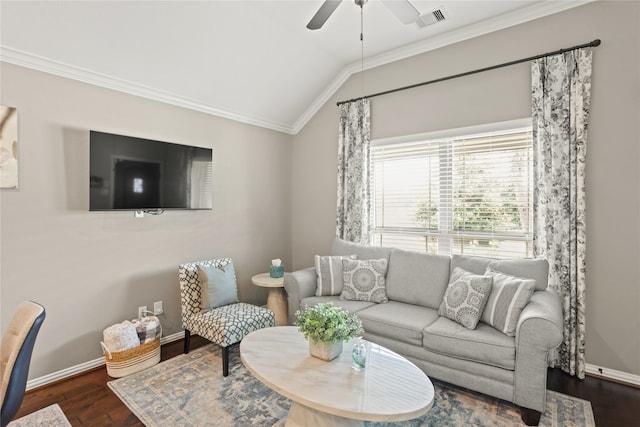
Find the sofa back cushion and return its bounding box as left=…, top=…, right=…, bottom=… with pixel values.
left=331, top=238, right=392, bottom=261
left=385, top=249, right=451, bottom=309
left=450, top=255, right=549, bottom=291
left=450, top=254, right=492, bottom=275
left=487, top=258, right=549, bottom=291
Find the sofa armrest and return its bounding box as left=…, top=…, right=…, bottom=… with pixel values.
left=513, top=288, right=563, bottom=412
left=516, top=288, right=563, bottom=349
left=283, top=267, right=316, bottom=325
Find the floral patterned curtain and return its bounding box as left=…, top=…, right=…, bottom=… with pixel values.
left=336, top=99, right=371, bottom=244
left=531, top=48, right=592, bottom=378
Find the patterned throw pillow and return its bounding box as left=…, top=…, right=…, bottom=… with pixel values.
left=198, top=262, right=239, bottom=309
left=438, top=267, right=493, bottom=330
left=340, top=258, right=389, bottom=303
left=315, top=255, right=357, bottom=296
left=481, top=267, right=536, bottom=336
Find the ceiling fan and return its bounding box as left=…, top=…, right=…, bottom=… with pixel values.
left=307, top=0, right=445, bottom=30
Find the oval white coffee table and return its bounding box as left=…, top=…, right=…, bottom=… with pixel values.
left=240, top=326, right=434, bottom=427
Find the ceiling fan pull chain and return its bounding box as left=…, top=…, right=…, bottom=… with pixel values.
left=360, top=2, right=364, bottom=42
left=360, top=1, right=364, bottom=100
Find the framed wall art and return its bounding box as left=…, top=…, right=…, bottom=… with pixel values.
left=0, top=105, right=18, bottom=189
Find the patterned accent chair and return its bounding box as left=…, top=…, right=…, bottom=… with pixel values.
left=179, top=258, right=275, bottom=376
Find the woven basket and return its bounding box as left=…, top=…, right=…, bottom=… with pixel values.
left=101, top=338, right=160, bottom=378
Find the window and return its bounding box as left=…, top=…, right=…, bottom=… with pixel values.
left=371, top=121, right=533, bottom=259
left=190, top=159, right=213, bottom=209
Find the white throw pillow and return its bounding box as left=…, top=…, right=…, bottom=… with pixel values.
left=481, top=267, right=536, bottom=336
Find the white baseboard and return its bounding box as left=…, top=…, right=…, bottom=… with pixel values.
left=26, top=334, right=639, bottom=391
left=26, top=331, right=185, bottom=391
left=585, top=363, right=640, bottom=387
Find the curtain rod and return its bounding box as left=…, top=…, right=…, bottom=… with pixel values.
left=337, top=39, right=601, bottom=106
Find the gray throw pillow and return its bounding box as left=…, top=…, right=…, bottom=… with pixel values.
left=438, top=267, right=493, bottom=330
left=481, top=267, right=536, bottom=336
left=198, top=262, right=239, bottom=309
left=314, top=255, right=356, bottom=296
left=340, top=258, right=389, bottom=303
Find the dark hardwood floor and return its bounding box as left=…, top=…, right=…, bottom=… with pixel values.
left=15, top=336, right=640, bottom=426
left=14, top=336, right=211, bottom=427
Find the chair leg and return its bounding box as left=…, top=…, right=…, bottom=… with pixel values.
left=184, top=330, right=191, bottom=354
left=222, top=346, right=230, bottom=377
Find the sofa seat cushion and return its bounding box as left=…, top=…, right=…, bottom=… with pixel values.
left=356, top=302, right=439, bottom=347
left=423, top=317, right=516, bottom=370
left=300, top=296, right=375, bottom=316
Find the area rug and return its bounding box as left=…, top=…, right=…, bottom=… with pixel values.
left=108, top=344, right=595, bottom=427
left=7, top=404, right=72, bottom=427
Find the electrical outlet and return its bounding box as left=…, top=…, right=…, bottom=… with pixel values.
left=153, top=301, right=163, bottom=315
left=138, top=306, right=147, bottom=319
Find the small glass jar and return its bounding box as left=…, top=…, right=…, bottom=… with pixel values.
left=351, top=337, right=368, bottom=372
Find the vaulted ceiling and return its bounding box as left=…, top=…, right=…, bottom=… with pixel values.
left=0, top=1, right=589, bottom=134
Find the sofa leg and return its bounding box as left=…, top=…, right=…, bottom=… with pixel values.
left=520, top=407, right=542, bottom=426
left=184, top=330, right=191, bottom=354
left=222, top=346, right=230, bottom=377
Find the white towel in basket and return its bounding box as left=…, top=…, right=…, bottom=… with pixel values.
left=131, top=316, right=162, bottom=344
left=102, top=320, right=140, bottom=352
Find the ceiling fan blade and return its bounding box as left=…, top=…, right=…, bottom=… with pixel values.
left=381, top=0, right=420, bottom=25
left=307, top=0, right=343, bottom=30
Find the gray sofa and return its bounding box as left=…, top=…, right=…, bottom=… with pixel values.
left=284, top=238, right=563, bottom=426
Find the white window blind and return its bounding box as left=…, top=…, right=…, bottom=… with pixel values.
left=371, top=127, right=533, bottom=259
left=190, top=159, right=213, bottom=209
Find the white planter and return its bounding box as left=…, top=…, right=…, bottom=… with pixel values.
left=309, top=340, right=343, bottom=361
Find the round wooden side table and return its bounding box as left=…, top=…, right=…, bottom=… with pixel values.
left=251, top=273, right=288, bottom=326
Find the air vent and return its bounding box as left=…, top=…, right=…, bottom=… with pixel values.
left=432, top=9, right=446, bottom=22
left=417, top=8, right=447, bottom=28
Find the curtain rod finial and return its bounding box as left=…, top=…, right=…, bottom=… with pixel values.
left=592, top=39, right=601, bottom=47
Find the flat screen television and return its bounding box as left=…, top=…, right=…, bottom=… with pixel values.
left=89, top=131, right=212, bottom=211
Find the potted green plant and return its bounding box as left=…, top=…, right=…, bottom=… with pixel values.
left=295, top=302, right=364, bottom=361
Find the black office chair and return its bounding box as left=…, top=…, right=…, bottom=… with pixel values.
left=0, top=301, right=46, bottom=427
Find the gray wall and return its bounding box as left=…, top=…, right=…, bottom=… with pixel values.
left=292, top=1, right=640, bottom=376
left=0, top=63, right=292, bottom=379
left=1, top=0, right=638, bottom=384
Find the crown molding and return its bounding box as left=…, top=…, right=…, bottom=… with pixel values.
left=291, top=0, right=595, bottom=134
left=1, top=1, right=593, bottom=136
left=0, top=46, right=296, bottom=134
